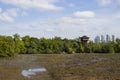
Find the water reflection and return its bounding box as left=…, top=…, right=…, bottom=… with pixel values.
left=22, top=68, right=47, bottom=78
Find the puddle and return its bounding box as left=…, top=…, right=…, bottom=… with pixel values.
left=22, top=68, right=47, bottom=78
left=78, top=58, right=108, bottom=66
left=90, top=58, right=107, bottom=63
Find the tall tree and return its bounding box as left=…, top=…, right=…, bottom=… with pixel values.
left=22, top=35, right=31, bottom=54
left=13, top=34, right=21, bottom=54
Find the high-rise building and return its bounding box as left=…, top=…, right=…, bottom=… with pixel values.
left=101, top=35, right=105, bottom=42
left=106, top=34, right=111, bottom=42
left=94, top=35, right=100, bottom=43
left=94, top=34, right=115, bottom=43
left=112, top=35, right=115, bottom=42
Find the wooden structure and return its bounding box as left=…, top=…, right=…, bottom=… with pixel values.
left=80, top=35, right=89, bottom=47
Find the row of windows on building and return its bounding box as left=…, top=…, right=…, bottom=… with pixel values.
left=94, top=35, right=115, bottom=43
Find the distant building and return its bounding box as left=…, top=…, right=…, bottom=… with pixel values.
left=112, top=35, right=115, bottom=42
left=106, top=34, right=111, bottom=42
left=94, top=35, right=100, bottom=43
left=94, top=34, right=116, bottom=43
left=101, top=35, right=105, bottom=42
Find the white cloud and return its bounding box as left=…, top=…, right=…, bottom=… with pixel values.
left=117, top=0, right=120, bottom=6
left=60, top=17, right=90, bottom=25
left=6, top=8, right=18, bottom=17
left=73, top=11, right=95, bottom=18
left=0, top=8, right=2, bottom=13
left=97, top=0, right=120, bottom=9
left=0, top=0, right=63, bottom=11
left=46, top=28, right=54, bottom=32
left=0, top=14, right=14, bottom=22
left=0, top=8, right=18, bottom=22
left=97, top=0, right=112, bottom=6
left=59, top=11, right=96, bottom=25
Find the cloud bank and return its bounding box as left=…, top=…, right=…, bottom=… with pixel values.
left=0, top=0, right=63, bottom=11
left=59, top=11, right=95, bottom=25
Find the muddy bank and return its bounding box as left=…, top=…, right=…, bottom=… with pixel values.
left=0, top=54, right=120, bottom=80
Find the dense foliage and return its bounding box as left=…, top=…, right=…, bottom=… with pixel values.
left=0, top=34, right=120, bottom=56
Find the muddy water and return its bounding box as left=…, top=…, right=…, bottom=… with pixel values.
left=1, top=54, right=118, bottom=80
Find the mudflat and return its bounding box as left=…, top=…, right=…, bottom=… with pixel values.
left=0, top=54, right=120, bottom=80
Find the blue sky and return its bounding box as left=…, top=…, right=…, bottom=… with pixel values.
left=0, top=0, right=120, bottom=40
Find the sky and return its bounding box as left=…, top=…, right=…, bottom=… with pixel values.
left=0, top=0, right=120, bottom=40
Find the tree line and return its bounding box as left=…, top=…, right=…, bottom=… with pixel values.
left=0, top=34, right=120, bottom=57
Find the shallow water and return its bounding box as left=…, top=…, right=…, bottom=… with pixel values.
left=21, top=68, right=47, bottom=78
left=78, top=58, right=108, bottom=66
